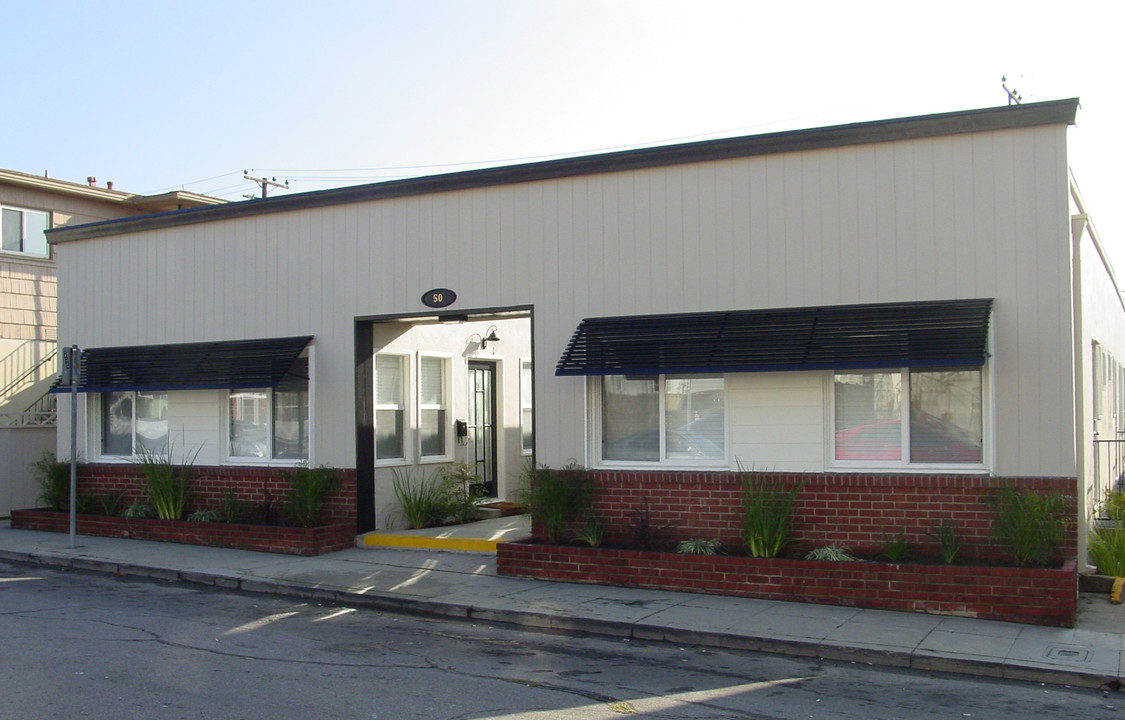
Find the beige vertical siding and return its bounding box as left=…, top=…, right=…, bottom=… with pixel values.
left=57, top=124, right=1074, bottom=477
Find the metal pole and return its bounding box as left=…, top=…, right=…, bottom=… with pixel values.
left=69, top=345, right=79, bottom=549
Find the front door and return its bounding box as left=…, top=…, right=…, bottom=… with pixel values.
left=467, top=361, right=497, bottom=496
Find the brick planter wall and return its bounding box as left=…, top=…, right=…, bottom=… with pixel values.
left=10, top=463, right=358, bottom=556
left=10, top=509, right=355, bottom=556
left=498, top=470, right=1079, bottom=626
left=569, top=471, right=1077, bottom=562
left=497, top=542, right=1078, bottom=627
left=76, top=464, right=357, bottom=526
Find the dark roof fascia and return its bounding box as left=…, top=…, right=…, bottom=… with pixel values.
left=48, top=98, right=1079, bottom=245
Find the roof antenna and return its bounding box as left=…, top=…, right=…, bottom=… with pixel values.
left=1001, top=76, right=1022, bottom=105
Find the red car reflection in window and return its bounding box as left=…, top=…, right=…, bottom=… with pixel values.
left=835, top=416, right=981, bottom=463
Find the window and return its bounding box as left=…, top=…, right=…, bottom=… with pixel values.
left=599, top=374, right=726, bottom=464
left=520, top=360, right=533, bottom=454
left=1, top=206, right=49, bottom=257
left=418, top=355, right=448, bottom=459
left=229, top=357, right=310, bottom=461
left=101, top=391, right=168, bottom=456
left=833, top=367, right=983, bottom=464
left=375, top=354, right=407, bottom=461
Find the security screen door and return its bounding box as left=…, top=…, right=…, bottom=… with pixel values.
left=467, top=361, right=497, bottom=496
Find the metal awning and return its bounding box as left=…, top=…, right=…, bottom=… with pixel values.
left=54, top=336, right=312, bottom=393
left=555, top=299, right=992, bottom=376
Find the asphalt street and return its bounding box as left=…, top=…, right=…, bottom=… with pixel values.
left=2, top=561, right=1121, bottom=720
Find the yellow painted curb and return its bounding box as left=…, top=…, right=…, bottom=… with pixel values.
left=360, top=533, right=498, bottom=553
left=1112, top=577, right=1124, bottom=605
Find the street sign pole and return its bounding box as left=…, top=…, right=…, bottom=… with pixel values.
left=65, top=345, right=80, bottom=549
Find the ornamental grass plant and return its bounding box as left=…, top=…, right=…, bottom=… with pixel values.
left=31, top=452, right=71, bottom=511
left=523, top=461, right=599, bottom=544
left=285, top=465, right=341, bottom=527
left=391, top=467, right=449, bottom=529
left=927, top=518, right=965, bottom=564
left=738, top=464, right=802, bottom=558
left=985, top=482, right=1068, bottom=567
left=1089, top=491, right=1125, bottom=577
left=136, top=443, right=199, bottom=521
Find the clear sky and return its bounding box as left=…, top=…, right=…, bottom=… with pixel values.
left=4, top=1, right=1121, bottom=264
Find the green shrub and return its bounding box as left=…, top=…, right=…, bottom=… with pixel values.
left=121, top=502, right=156, bottom=519
left=1089, top=491, right=1125, bottom=576
left=1089, top=523, right=1125, bottom=577
left=285, top=466, right=342, bottom=527
left=627, top=496, right=677, bottom=550
left=31, top=452, right=71, bottom=511
left=436, top=463, right=485, bottom=525
left=739, top=465, right=802, bottom=558
left=222, top=489, right=246, bottom=524
left=677, top=538, right=723, bottom=555
left=805, top=544, right=859, bottom=562
left=523, top=461, right=599, bottom=544
left=985, top=483, right=1068, bottom=567
left=187, top=509, right=222, bottom=523
left=74, top=494, right=98, bottom=515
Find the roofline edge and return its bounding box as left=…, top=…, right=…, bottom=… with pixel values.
left=48, top=98, right=1079, bottom=244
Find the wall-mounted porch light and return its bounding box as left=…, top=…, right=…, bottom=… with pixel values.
left=480, top=326, right=500, bottom=349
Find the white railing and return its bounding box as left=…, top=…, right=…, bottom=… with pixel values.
left=0, top=411, right=57, bottom=428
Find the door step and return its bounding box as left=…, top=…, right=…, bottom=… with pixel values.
left=357, top=514, right=531, bottom=553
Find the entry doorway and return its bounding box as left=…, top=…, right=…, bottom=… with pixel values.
left=356, top=307, right=533, bottom=532
left=467, top=361, right=497, bottom=496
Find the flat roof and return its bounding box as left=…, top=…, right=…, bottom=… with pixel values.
left=48, top=98, right=1079, bottom=244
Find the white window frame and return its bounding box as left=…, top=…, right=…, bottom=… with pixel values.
left=520, top=359, right=534, bottom=455
left=1, top=204, right=50, bottom=258
left=589, top=374, right=729, bottom=468
left=829, top=365, right=989, bottom=471
left=417, top=353, right=452, bottom=462
left=92, top=390, right=170, bottom=459
left=226, top=351, right=312, bottom=463
left=375, top=352, right=410, bottom=465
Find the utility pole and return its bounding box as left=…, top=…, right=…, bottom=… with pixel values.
left=243, top=171, right=290, bottom=199
left=1001, top=76, right=1022, bottom=105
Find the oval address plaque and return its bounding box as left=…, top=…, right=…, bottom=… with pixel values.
left=421, top=288, right=457, bottom=308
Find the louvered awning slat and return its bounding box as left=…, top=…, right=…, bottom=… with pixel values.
left=54, top=336, right=313, bottom=393
left=556, top=299, right=992, bottom=376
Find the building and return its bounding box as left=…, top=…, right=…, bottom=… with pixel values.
left=0, top=169, right=222, bottom=515
left=43, top=99, right=1124, bottom=574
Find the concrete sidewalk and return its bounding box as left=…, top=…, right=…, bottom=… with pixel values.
left=2, top=518, right=1123, bottom=690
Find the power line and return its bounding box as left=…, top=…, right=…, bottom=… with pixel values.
left=157, top=109, right=859, bottom=199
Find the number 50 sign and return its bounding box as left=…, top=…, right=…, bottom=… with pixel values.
left=421, top=288, right=457, bottom=308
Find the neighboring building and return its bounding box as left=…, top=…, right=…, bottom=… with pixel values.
left=43, top=99, right=1125, bottom=569
left=0, top=169, right=222, bottom=515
